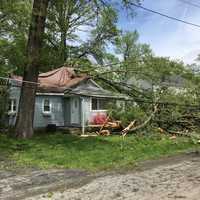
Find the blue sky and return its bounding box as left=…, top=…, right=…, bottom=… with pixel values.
left=118, top=0, right=200, bottom=64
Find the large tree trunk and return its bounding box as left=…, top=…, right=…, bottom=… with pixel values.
left=61, top=30, right=67, bottom=62
left=15, top=0, right=49, bottom=139
left=59, top=2, right=68, bottom=64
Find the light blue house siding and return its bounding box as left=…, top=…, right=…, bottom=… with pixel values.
left=9, top=88, right=85, bottom=128
left=63, top=97, right=71, bottom=126
left=9, top=91, right=108, bottom=128
left=66, top=80, right=127, bottom=126
left=81, top=97, right=107, bottom=125
left=82, top=97, right=91, bottom=125
left=9, top=87, right=65, bottom=128
left=8, top=79, right=126, bottom=129
left=64, top=96, right=82, bottom=127
left=34, top=95, right=65, bottom=128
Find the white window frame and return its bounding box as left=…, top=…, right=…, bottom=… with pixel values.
left=42, top=98, right=52, bottom=115
left=90, top=98, right=107, bottom=112
left=8, top=99, right=17, bottom=114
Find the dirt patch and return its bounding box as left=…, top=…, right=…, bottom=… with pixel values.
left=0, top=169, right=93, bottom=200
left=26, top=152, right=200, bottom=200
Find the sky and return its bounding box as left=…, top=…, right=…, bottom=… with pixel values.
left=118, top=0, right=200, bottom=64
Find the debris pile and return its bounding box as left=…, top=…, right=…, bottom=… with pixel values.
left=94, top=104, right=200, bottom=141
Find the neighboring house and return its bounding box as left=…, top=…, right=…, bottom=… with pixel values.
left=8, top=67, right=128, bottom=132
left=127, top=75, right=186, bottom=93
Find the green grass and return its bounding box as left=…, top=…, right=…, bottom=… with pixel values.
left=0, top=132, right=199, bottom=171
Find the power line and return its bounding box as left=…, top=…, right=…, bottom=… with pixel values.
left=130, top=3, right=200, bottom=28
left=178, top=0, right=200, bottom=9
left=0, top=76, right=39, bottom=86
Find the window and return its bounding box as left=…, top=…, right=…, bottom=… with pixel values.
left=92, top=98, right=98, bottom=110
left=8, top=99, right=17, bottom=113
left=43, top=99, right=51, bottom=113
left=91, top=98, right=110, bottom=111
left=98, top=99, right=107, bottom=110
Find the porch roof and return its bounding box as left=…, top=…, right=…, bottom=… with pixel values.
left=65, top=87, right=130, bottom=100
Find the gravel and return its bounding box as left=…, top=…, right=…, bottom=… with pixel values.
left=26, top=152, right=200, bottom=200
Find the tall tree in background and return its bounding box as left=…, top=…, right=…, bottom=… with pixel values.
left=0, top=0, right=141, bottom=73
left=74, top=6, right=119, bottom=66
left=41, top=0, right=141, bottom=70
left=114, top=30, right=152, bottom=80
left=15, top=0, right=49, bottom=138
left=0, top=0, right=32, bottom=75
left=42, top=0, right=96, bottom=68
left=115, top=31, right=140, bottom=62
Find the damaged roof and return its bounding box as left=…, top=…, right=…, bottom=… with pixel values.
left=11, top=66, right=129, bottom=100
left=11, top=67, right=89, bottom=93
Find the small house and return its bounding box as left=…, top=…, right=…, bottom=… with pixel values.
left=8, top=67, right=128, bottom=132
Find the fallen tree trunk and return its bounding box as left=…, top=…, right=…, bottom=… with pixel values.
left=122, top=104, right=158, bottom=136
left=121, top=120, right=136, bottom=136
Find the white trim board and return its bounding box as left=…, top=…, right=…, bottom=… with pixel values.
left=36, top=93, right=64, bottom=96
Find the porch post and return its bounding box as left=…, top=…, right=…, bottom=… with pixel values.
left=81, top=97, right=85, bottom=135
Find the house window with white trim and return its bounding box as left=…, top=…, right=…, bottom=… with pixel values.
left=8, top=99, right=17, bottom=113
left=43, top=99, right=51, bottom=113
left=91, top=98, right=109, bottom=111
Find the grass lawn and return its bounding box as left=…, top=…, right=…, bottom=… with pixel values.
left=0, top=132, right=199, bottom=171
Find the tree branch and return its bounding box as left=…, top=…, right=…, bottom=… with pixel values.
left=122, top=104, right=158, bottom=136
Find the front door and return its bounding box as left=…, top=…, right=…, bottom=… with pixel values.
left=70, top=97, right=80, bottom=124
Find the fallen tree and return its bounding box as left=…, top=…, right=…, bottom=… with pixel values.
left=122, top=105, right=158, bottom=136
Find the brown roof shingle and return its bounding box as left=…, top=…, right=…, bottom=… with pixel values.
left=12, top=67, right=89, bottom=93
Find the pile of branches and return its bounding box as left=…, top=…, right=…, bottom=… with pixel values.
left=97, top=104, right=158, bottom=137
left=116, top=103, right=200, bottom=140
left=99, top=99, right=200, bottom=140
left=93, top=75, right=200, bottom=139
left=153, top=104, right=200, bottom=138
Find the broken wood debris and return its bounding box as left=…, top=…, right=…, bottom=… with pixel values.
left=94, top=102, right=200, bottom=140
left=122, top=120, right=136, bottom=137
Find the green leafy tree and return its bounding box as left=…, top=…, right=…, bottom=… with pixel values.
left=0, top=0, right=32, bottom=75
left=15, top=0, right=49, bottom=138
left=72, top=6, right=119, bottom=67
left=12, top=0, right=141, bottom=138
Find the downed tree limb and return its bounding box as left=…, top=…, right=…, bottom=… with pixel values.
left=97, top=121, right=124, bottom=136
left=97, top=111, right=124, bottom=136
left=122, top=104, right=158, bottom=137
left=121, top=120, right=136, bottom=136
left=106, top=121, right=124, bottom=129
left=160, top=128, right=200, bottom=140
left=97, top=129, right=111, bottom=136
